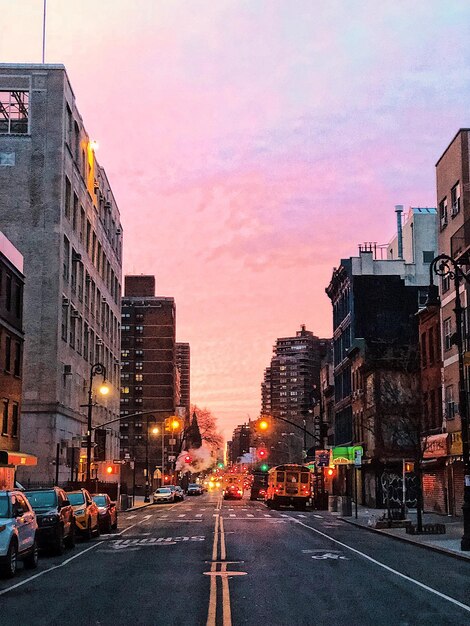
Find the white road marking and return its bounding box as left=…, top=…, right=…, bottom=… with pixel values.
left=314, top=514, right=323, bottom=519
left=294, top=519, right=470, bottom=615
left=160, top=515, right=169, bottom=518
left=143, top=514, right=152, bottom=520
left=178, top=514, right=186, bottom=518
left=196, top=514, right=203, bottom=518
left=263, top=514, right=271, bottom=518
left=298, top=514, right=307, bottom=518
left=247, top=514, right=254, bottom=518
left=126, top=514, right=136, bottom=519
left=281, top=514, right=290, bottom=518
left=229, top=514, right=236, bottom=518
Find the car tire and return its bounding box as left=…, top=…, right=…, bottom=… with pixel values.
left=55, top=525, right=65, bottom=555
left=84, top=519, right=92, bottom=541
left=64, top=523, right=75, bottom=549
left=0, top=539, right=18, bottom=578
left=104, top=516, right=112, bottom=534
left=112, top=514, right=118, bottom=531
left=24, top=539, right=39, bottom=569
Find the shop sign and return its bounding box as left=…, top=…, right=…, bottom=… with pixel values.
left=449, top=431, right=463, bottom=456
left=332, top=446, right=363, bottom=465
left=315, top=450, right=330, bottom=467
left=422, top=433, right=448, bottom=459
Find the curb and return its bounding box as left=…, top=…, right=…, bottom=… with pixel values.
left=338, top=516, right=470, bottom=563
left=122, top=501, right=155, bottom=512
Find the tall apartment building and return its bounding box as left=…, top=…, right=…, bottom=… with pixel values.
left=120, top=275, right=176, bottom=493
left=0, top=65, right=122, bottom=483
left=326, top=206, right=437, bottom=505
left=228, top=423, right=251, bottom=464
left=435, top=129, right=470, bottom=515
left=176, top=342, right=190, bottom=421
left=261, top=326, right=328, bottom=465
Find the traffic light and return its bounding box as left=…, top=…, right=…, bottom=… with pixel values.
left=257, top=448, right=268, bottom=460
left=405, top=462, right=415, bottom=472
left=106, top=465, right=113, bottom=475
left=260, top=463, right=269, bottom=472
left=165, top=417, right=183, bottom=432
left=218, top=462, right=224, bottom=469
left=325, top=467, right=336, bottom=478
left=184, top=454, right=192, bottom=463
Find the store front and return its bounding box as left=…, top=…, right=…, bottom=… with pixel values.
left=0, top=451, right=37, bottom=490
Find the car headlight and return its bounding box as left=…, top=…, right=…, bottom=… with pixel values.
left=75, top=509, right=85, bottom=516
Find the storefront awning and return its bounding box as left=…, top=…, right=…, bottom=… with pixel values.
left=0, top=451, right=37, bottom=467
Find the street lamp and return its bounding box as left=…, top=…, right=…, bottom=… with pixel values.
left=86, top=362, right=108, bottom=489
left=427, top=253, right=470, bottom=550
left=144, top=419, right=166, bottom=502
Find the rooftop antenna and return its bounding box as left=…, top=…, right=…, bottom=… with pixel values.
left=42, top=0, right=47, bottom=64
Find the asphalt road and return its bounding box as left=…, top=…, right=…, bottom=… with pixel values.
left=0, top=492, right=469, bottom=626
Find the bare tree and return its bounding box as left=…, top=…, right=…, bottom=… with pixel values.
left=191, top=405, right=224, bottom=453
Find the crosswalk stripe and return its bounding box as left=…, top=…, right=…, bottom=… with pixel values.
left=126, top=515, right=136, bottom=520
left=314, top=514, right=323, bottom=519
left=264, top=514, right=271, bottom=518
left=298, top=514, right=307, bottom=518
left=196, top=514, right=203, bottom=518
left=247, top=514, right=254, bottom=517
left=230, top=514, right=236, bottom=518
left=178, top=514, right=186, bottom=518
left=280, top=514, right=289, bottom=518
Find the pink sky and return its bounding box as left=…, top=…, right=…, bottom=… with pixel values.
left=2, top=1, right=469, bottom=439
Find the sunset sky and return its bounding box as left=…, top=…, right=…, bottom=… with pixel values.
left=2, top=1, right=470, bottom=439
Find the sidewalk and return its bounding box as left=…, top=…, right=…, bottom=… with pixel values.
left=336, top=504, right=470, bottom=561
left=122, top=495, right=154, bottom=511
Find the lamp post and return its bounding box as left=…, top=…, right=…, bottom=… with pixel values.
left=427, top=254, right=470, bottom=550
left=144, top=418, right=164, bottom=502
left=86, top=362, right=108, bottom=490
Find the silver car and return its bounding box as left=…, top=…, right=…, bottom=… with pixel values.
left=0, top=491, right=39, bottom=578
left=152, top=488, right=175, bottom=504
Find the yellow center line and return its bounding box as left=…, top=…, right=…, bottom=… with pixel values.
left=219, top=517, right=232, bottom=626
left=207, top=513, right=219, bottom=626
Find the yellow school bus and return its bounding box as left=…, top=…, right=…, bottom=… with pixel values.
left=265, top=464, right=312, bottom=510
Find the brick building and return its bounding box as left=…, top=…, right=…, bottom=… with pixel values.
left=176, top=342, right=190, bottom=421
left=120, top=275, right=176, bottom=494
left=0, top=65, right=122, bottom=483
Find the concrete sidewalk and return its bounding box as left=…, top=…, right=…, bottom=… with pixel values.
left=121, top=495, right=154, bottom=511
left=336, top=504, right=470, bottom=561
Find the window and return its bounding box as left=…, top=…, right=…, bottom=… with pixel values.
left=78, top=263, right=83, bottom=301
left=69, top=315, right=76, bottom=348
left=61, top=304, right=68, bottom=341
left=14, top=281, right=21, bottom=318
left=121, top=387, right=130, bottom=394
left=11, top=403, right=18, bottom=437
left=445, top=385, right=456, bottom=419
left=136, top=325, right=144, bottom=333
left=439, top=197, right=448, bottom=228
left=4, top=336, right=11, bottom=372
left=64, top=177, right=71, bottom=219
left=5, top=274, right=11, bottom=311
left=420, top=331, right=427, bottom=367
left=135, top=374, right=143, bottom=382
left=13, top=342, right=21, bottom=376
left=63, top=236, right=70, bottom=282
left=72, top=193, right=78, bottom=231
left=135, top=350, right=143, bottom=356
left=428, top=327, right=435, bottom=364
left=135, top=362, right=143, bottom=371
left=423, top=251, right=434, bottom=264
left=80, top=207, right=85, bottom=243
left=83, top=323, right=89, bottom=361
left=0, top=91, right=29, bottom=134
left=2, top=400, right=8, bottom=435
left=451, top=182, right=460, bottom=217
left=443, top=318, right=452, bottom=351
left=442, top=274, right=450, bottom=294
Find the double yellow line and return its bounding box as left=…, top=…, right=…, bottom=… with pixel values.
left=206, top=497, right=231, bottom=626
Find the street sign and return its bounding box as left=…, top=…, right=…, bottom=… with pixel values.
left=315, top=450, right=330, bottom=467
left=169, top=438, right=176, bottom=445
left=113, top=459, right=125, bottom=465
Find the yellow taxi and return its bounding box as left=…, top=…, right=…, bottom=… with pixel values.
left=66, top=489, right=100, bottom=539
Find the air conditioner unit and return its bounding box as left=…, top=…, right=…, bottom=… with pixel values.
left=72, top=252, right=82, bottom=263
left=116, top=228, right=122, bottom=235
left=70, top=310, right=80, bottom=318
left=102, top=296, right=107, bottom=303
left=63, top=364, right=72, bottom=376
left=105, top=201, right=112, bottom=210
left=62, top=297, right=70, bottom=306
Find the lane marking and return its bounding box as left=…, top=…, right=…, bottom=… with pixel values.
left=298, top=514, right=307, bottom=518
left=247, top=514, right=254, bottom=518
left=314, top=514, right=323, bottom=519
left=219, top=517, right=231, bottom=626
left=206, top=514, right=219, bottom=626
left=178, top=514, right=186, bottom=518
left=0, top=541, right=103, bottom=596
left=294, top=519, right=470, bottom=615
left=263, top=514, right=271, bottom=518
left=229, top=514, right=236, bottom=518
left=142, top=514, right=152, bottom=520
left=126, top=514, right=136, bottom=520
left=196, top=514, right=203, bottom=518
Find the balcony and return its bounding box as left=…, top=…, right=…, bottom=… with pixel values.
left=450, top=220, right=470, bottom=263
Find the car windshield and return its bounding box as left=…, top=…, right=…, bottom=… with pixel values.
left=93, top=496, right=107, bottom=506
left=156, top=488, right=171, bottom=494
left=0, top=495, right=9, bottom=517
left=68, top=493, right=85, bottom=506
left=24, top=491, right=57, bottom=509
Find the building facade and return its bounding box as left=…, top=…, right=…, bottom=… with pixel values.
left=176, top=342, right=190, bottom=421
left=120, top=275, right=176, bottom=493
left=434, top=129, right=470, bottom=515
left=228, top=423, right=251, bottom=465
left=326, top=206, right=437, bottom=505
left=260, top=325, right=328, bottom=465
left=0, top=65, right=122, bottom=484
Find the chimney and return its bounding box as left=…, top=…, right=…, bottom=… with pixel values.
left=395, top=205, right=404, bottom=259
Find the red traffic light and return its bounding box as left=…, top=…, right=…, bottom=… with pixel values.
left=184, top=454, right=192, bottom=463
left=257, top=448, right=268, bottom=459
left=106, top=465, right=113, bottom=474
left=325, top=467, right=335, bottom=477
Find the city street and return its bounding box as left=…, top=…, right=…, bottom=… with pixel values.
left=0, top=493, right=469, bottom=626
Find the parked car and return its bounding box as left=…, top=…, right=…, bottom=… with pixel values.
left=92, top=494, right=118, bottom=533
left=168, top=485, right=184, bottom=502
left=24, top=487, right=75, bottom=554
left=174, top=486, right=185, bottom=501
left=0, top=491, right=38, bottom=578
left=66, top=489, right=99, bottom=539
left=153, top=488, right=175, bottom=504
left=187, top=483, right=203, bottom=496
left=223, top=485, right=243, bottom=500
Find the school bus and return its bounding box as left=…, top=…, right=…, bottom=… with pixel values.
left=265, top=464, right=312, bottom=510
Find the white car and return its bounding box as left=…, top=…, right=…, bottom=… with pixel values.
left=0, top=491, right=38, bottom=577
left=152, top=488, right=175, bottom=504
